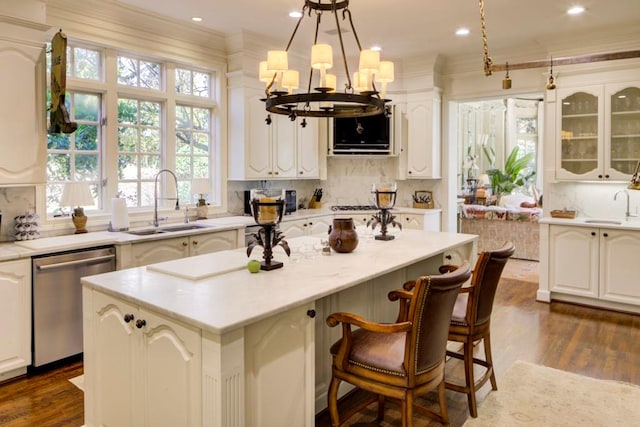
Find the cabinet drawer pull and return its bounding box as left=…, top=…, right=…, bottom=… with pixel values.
left=192, top=240, right=198, bottom=246
left=136, top=319, right=146, bottom=329
left=605, top=175, right=610, bottom=179
left=603, top=233, right=608, bottom=237
left=598, top=174, right=603, bottom=178
left=445, top=254, right=452, bottom=260
left=591, top=232, right=596, bottom=236
left=182, top=241, right=188, bottom=247
left=124, top=313, right=134, bottom=323
left=307, top=309, right=316, bottom=318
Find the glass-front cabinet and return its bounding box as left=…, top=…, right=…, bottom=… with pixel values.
left=607, top=84, right=640, bottom=177
left=556, top=83, right=640, bottom=181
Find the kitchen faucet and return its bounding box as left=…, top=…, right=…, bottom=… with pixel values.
left=153, top=169, right=180, bottom=227
left=614, top=189, right=637, bottom=221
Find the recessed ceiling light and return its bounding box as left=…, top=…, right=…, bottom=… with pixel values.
left=289, top=11, right=303, bottom=18
left=456, top=28, right=470, bottom=36
left=191, top=17, right=203, bottom=22
left=567, top=6, right=585, bottom=15
left=370, top=45, right=382, bottom=52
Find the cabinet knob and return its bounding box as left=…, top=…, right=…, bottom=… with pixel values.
left=605, top=174, right=610, bottom=179
left=275, top=171, right=279, bottom=175
left=182, top=241, right=188, bottom=247
left=408, top=171, right=413, bottom=174
left=445, top=254, right=452, bottom=260
left=306, top=309, right=316, bottom=318
left=309, top=222, right=313, bottom=225
left=299, top=171, right=304, bottom=174
left=192, top=240, right=198, bottom=246
left=591, top=231, right=596, bottom=236
left=124, top=313, right=134, bottom=323
left=303, top=223, right=307, bottom=227
left=135, top=319, right=146, bottom=329
left=603, top=232, right=609, bottom=237
left=598, top=174, right=603, bottom=178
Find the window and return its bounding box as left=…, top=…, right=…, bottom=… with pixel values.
left=46, top=43, right=220, bottom=217
left=175, top=67, right=210, bottom=97
left=117, top=56, right=161, bottom=89
left=175, top=105, right=211, bottom=203
left=46, top=91, right=102, bottom=214
left=117, top=98, right=162, bottom=208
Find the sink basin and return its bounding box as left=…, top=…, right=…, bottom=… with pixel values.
left=584, top=219, right=622, bottom=225
left=161, top=224, right=211, bottom=232
left=125, top=224, right=211, bottom=236
left=126, top=228, right=168, bottom=236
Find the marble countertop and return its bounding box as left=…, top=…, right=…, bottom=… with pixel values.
left=81, top=229, right=476, bottom=335
left=539, top=216, right=640, bottom=230
left=0, top=208, right=443, bottom=261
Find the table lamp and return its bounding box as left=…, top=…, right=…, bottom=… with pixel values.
left=191, top=178, right=211, bottom=220
left=60, top=182, right=94, bottom=234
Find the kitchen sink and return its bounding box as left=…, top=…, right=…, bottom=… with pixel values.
left=125, top=224, right=212, bottom=236
left=584, top=219, right=622, bottom=225
left=161, top=224, right=211, bottom=232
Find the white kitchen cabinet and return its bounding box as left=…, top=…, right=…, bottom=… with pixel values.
left=245, top=303, right=315, bottom=427
left=117, top=229, right=238, bottom=269
left=549, top=225, right=640, bottom=306
left=555, top=82, right=640, bottom=181
left=85, top=291, right=201, bottom=427
left=0, top=17, right=47, bottom=184
left=399, top=89, right=442, bottom=179
left=598, top=229, right=640, bottom=305
left=549, top=225, right=599, bottom=297
left=0, top=259, right=31, bottom=379
left=228, top=88, right=320, bottom=180
left=280, top=216, right=332, bottom=238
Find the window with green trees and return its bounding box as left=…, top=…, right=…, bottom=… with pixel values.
left=46, top=44, right=217, bottom=215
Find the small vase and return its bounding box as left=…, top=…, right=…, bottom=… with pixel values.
left=328, top=218, right=358, bottom=253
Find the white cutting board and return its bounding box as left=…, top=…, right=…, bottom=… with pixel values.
left=146, top=250, right=249, bottom=280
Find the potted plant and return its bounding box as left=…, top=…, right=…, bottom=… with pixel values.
left=486, top=146, right=536, bottom=200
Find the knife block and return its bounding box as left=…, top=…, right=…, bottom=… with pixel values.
left=308, top=196, right=322, bottom=209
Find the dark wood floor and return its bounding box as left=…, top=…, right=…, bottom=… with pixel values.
left=1, top=260, right=639, bottom=427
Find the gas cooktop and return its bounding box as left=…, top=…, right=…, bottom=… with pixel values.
left=330, top=205, right=378, bottom=211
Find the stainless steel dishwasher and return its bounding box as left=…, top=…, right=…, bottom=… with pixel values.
left=32, top=246, right=116, bottom=367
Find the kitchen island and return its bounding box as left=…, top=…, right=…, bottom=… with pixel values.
left=81, top=229, right=477, bottom=427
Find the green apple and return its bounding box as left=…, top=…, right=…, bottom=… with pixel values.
left=247, top=260, right=261, bottom=273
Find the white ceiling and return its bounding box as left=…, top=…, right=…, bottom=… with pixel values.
left=117, top=0, right=640, bottom=63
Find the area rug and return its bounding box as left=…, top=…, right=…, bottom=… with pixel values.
left=463, top=360, right=640, bottom=426
left=68, top=374, right=84, bottom=392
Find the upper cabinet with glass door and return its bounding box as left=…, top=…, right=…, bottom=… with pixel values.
left=556, top=86, right=604, bottom=180
left=556, top=83, right=640, bottom=181
left=606, top=84, right=640, bottom=179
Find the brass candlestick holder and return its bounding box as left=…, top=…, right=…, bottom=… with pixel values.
left=247, top=198, right=290, bottom=270
left=368, top=183, right=402, bottom=241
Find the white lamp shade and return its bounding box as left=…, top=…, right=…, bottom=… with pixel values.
left=358, top=49, right=380, bottom=73
left=191, top=178, right=211, bottom=195
left=60, top=182, right=94, bottom=207
left=311, top=44, right=333, bottom=69
left=325, top=74, right=337, bottom=91
left=352, top=71, right=369, bottom=92
left=376, top=60, right=395, bottom=83
left=282, top=69, right=300, bottom=90
left=267, top=50, right=288, bottom=72
left=259, top=60, right=272, bottom=83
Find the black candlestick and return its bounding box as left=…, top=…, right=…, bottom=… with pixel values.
left=247, top=198, right=290, bottom=271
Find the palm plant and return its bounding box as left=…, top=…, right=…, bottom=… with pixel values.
left=486, top=146, right=536, bottom=197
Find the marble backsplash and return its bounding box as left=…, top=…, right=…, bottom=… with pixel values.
left=0, top=186, right=37, bottom=242
left=227, top=156, right=441, bottom=215
left=545, top=181, right=638, bottom=220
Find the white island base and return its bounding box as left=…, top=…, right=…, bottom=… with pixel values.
left=82, top=230, right=477, bottom=427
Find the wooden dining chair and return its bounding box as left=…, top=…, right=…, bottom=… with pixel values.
left=440, top=242, right=515, bottom=417
left=326, top=262, right=472, bottom=427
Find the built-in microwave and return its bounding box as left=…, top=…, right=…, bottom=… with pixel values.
left=329, top=105, right=393, bottom=155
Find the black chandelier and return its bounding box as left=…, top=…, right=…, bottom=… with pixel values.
left=260, top=0, right=394, bottom=122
